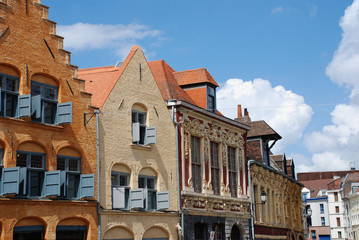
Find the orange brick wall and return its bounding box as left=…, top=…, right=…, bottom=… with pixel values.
left=0, top=1, right=98, bottom=239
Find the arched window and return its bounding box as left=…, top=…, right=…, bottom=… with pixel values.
left=131, top=103, right=156, bottom=145
left=142, top=227, right=169, bottom=240
left=56, top=218, right=87, bottom=240
left=194, top=222, right=207, bottom=240
left=231, top=225, right=242, bottom=240
left=112, top=164, right=131, bottom=209
left=13, top=218, right=45, bottom=240
left=31, top=74, right=72, bottom=125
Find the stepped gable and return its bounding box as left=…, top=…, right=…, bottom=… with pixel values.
left=79, top=46, right=139, bottom=108
left=0, top=0, right=90, bottom=100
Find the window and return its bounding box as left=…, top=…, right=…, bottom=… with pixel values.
left=320, top=204, right=324, bottom=213
left=302, top=193, right=308, bottom=201
left=338, top=231, right=342, bottom=238
left=138, top=175, right=156, bottom=210
left=334, top=192, right=338, bottom=201
left=111, top=171, right=130, bottom=209
left=311, top=231, right=316, bottom=239
left=207, top=85, right=216, bottom=112
left=0, top=73, right=19, bottom=118
left=56, top=225, right=87, bottom=240
left=321, top=217, right=325, bottom=226
left=195, top=223, right=207, bottom=240
left=336, top=206, right=340, bottom=213
left=337, top=217, right=341, bottom=227
left=210, top=141, right=220, bottom=195
left=212, top=224, right=224, bottom=240
left=132, top=109, right=156, bottom=145
left=57, top=156, right=81, bottom=199
left=13, top=226, right=45, bottom=240
left=228, top=146, right=237, bottom=197
left=191, top=136, right=201, bottom=193
left=16, top=151, right=46, bottom=197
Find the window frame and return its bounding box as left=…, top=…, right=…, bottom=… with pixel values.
left=31, top=80, right=58, bottom=125
left=191, top=136, right=202, bottom=193
left=337, top=217, right=341, bottom=227
left=336, top=206, right=340, bottom=213
left=111, top=171, right=130, bottom=210
left=138, top=174, right=157, bottom=210
left=334, top=192, right=338, bottom=201
left=16, top=150, right=46, bottom=198
left=321, top=217, right=326, bottom=226
left=338, top=231, right=342, bottom=238
left=207, top=85, right=216, bottom=112
left=320, top=203, right=324, bottom=214
left=56, top=155, right=81, bottom=199
left=210, top=141, right=220, bottom=195
left=0, top=73, right=19, bottom=118
left=132, top=110, right=147, bottom=145
left=228, top=146, right=237, bottom=198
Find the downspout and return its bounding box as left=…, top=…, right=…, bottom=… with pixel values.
left=248, top=159, right=255, bottom=240
left=95, top=110, right=101, bottom=240
left=171, top=102, right=184, bottom=239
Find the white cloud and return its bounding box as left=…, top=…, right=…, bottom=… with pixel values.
left=297, top=0, right=359, bottom=173
left=326, top=0, right=359, bottom=102
left=309, top=5, right=317, bottom=17
left=217, top=78, right=313, bottom=153
left=57, top=23, right=163, bottom=60
left=271, top=6, right=284, bottom=15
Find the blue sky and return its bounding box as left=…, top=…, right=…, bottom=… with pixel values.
left=42, top=0, right=359, bottom=172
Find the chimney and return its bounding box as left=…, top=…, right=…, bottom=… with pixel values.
left=244, top=108, right=248, bottom=116
left=237, top=105, right=242, bottom=118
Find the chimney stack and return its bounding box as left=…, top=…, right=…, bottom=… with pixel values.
left=237, top=105, right=242, bottom=118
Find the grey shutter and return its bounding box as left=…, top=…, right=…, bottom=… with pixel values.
left=56, top=102, right=73, bottom=125
left=157, top=191, right=170, bottom=210
left=1, top=167, right=26, bottom=195
left=132, top=122, right=140, bottom=142
left=31, top=95, right=41, bottom=118
left=130, top=188, right=144, bottom=209
left=145, top=127, right=157, bottom=145
left=44, top=170, right=65, bottom=197
left=77, top=174, right=95, bottom=199
left=17, top=94, right=31, bottom=118
left=112, top=187, right=126, bottom=209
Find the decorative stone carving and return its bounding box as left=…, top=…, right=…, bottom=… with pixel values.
left=204, top=137, right=209, bottom=163
left=188, top=178, right=193, bottom=187
left=184, top=132, right=189, bottom=158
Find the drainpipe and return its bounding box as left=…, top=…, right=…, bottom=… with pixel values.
left=169, top=100, right=184, bottom=240
left=248, top=159, right=255, bottom=240
left=95, top=110, right=101, bottom=240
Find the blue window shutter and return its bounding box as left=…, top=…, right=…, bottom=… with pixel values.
left=113, top=187, right=126, bottom=209
left=77, top=174, right=95, bottom=199
left=1, top=167, right=26, bottom=195
left=17, top=94, right=31, bottom=118
left=130, top=188, right=144, bottom=209
left=31, top=95, right=41, bottom=118
left=145, top=127, right=157, bottom=145
left=45, top=170, right=65, bottom=197
left=56, top=102, right=73, bottom=125
left=132, top=123, right=140, bottom=142
left=157, top=191, right=170, bottom=210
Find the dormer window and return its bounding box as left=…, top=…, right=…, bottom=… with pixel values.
left=207, top=85, right=216, bottom=112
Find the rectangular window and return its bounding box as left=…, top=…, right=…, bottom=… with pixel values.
left=16, top=151, right=46, bottom=197
left=311, top=230, right=316, bottom=238
left=138, top=175, right=157, bottom=210
left=338, top=231, right=342, bottom=238
left=210, top=141, right=220, bottom=195
left=56, top=156, right=81, bottom=199
left=112, top=171, right=130, bottom=209
left=132, top=110, right=146, bottom=145
left=320, top=203, right=324, bottom=213
left=321, top=217, right=325, bottom=226
left=207, top=85, right=216, bottom=112
left=334, top=192, right=338, bottom=201
left=191, top=136, right=201, bottom=193
left=31, top=81, right=58, bottom=125
left=336, top=206, right=340, bottom=213
left=228, top=146, right=237, bottom=198
left=0, top=73, right=19, bottom=118
left=337, top=217, right=341, bottom=227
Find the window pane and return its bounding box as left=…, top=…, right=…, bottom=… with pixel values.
left=68, top=174, right=79, bottom=199
left=68, top=158, right=79, bottom=172
left=139, top=126, right=146, bottom=145
left=139, top=177, right=145, bottom=188
left=29, top=171, right=43, bottom=196
left=0, top=75, right=3, bottom=88
left=111, top=174, right=118, bottom=186
left=138, top=112, right=146, bottom=124
left=211, top=142, right=220, bottom=195
left=31, top=83, right=41, bottom=96
left=43, top=101, right=56, bottom=124
left=132, top=112, right=137, bottom=123
left=16, top=153, right=28, bottom=167
left=5, top=93, right=18, bottom=117
left=43, top=86, right=57, bottom=100
left=147, top=178, right=155, bottom=189
left=57, top=157, right=66, bottom=170
left=119, top=175, right=128, bottom=187
left=31, top=155, right=43, bottom=169
left=6, top=77, right=18, bottom=92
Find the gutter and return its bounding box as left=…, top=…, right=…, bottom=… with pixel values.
left=95, top=110, right=101, bottom=240
left=168, top=100, right=184, bottom=239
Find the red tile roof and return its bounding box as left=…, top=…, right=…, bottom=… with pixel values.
left=301, top=179, right=332, bottom=197
left=173, top=68, right=219, bottom=87
left=247, top=120, right=281, bottom=139
left=79, top=46, right=139, bottom=108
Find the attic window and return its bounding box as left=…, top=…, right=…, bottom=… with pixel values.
left=207, top=85, right=216, bottom=112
